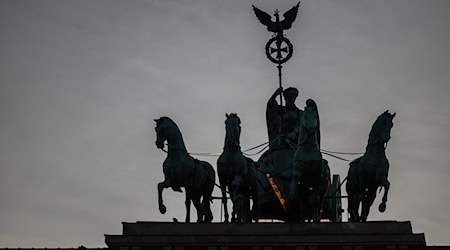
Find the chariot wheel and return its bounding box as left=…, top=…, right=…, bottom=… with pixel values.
left=330, top=174, right=343, bottom=222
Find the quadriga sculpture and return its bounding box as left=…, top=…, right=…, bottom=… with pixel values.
left=155, top=117, right=215, bottom=223
left=217, top=113, right=253, bottom=223
left=290, top=100, right=330, bottom=222
left=346, top=110, right=395, bottom=222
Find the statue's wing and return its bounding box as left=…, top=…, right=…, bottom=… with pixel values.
left=281, top=2, right=300, bottom=30
left=252, top=5, right=275, bottom=31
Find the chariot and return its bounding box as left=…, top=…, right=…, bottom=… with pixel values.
left=249, top=145, right=344, bottom=222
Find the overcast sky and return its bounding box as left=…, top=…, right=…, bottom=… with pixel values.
left=1, top=0, right=449, bottom=247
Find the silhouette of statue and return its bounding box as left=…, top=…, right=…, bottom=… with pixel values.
left=346, top=111, right=395, bottom=222
left=266, top=87, right=303, bottom=148
left=217, top=113, right=253, bottom=223
left=155, top=117, right=215, bottom=223
left=289, top=102, right=329, bottom=222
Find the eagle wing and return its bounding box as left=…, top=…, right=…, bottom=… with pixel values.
left=281, top=2, right=300, bottom=30
left=252, top=5, right=275, bottom=32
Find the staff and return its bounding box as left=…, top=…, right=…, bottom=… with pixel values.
left=253, top=2, right=299, bottom=104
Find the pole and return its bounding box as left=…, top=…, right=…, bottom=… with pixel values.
left=277, top=63, right=283, bottom=146
left=277, top=64, right=283, bottom=105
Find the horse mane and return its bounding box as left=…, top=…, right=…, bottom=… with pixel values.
left=224, top=113, right=242, bottom=146
left=159, top=116, right=181, bottom=132
left=226, top=113, right=241, bottom=124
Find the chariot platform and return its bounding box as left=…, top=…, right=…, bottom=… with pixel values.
left=105, top=221, right=428, bottom=250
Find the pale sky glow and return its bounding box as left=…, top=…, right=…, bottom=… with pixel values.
left=0, top=0, right=449, bottom=247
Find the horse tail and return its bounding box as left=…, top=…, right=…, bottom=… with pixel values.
left=208, top=163, right=215, bottom=203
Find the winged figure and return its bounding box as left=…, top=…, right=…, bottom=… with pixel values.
left=253, top=2, right=300, bottom=34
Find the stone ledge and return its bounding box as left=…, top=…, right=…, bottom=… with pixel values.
left=105, top=221, right=427, bottom=249
left=120, top=221, right=413, bottom=236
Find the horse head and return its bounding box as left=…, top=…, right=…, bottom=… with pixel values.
left=302, top=106, right=318, bottom=134
left=225, top=113, right=241, bottom=146
left=154, top=117, right=176, bottom=149
left=370, top=110, right=396, bottom=145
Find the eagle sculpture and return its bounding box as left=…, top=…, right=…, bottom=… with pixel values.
left=253, top=2, right=300, bottom=35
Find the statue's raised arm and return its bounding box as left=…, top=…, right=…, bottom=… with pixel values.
left=266, top=87, right=303, bottom=148
left=266, top=87, right=283, bottom=147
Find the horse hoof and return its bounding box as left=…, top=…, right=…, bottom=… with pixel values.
left=379, top=203, right=386, bottom=213
left=204, top=215, right=213, bottom=223
left=159, top=204, right=167, bottom=214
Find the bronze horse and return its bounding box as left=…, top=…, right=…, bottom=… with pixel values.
left=155, top=117, right=215, bottom=223
left=291, top=101, right=330, bottom=222
left=217, top=113, right=252, bottom=223
left=346, top=110, right=395, bottom=222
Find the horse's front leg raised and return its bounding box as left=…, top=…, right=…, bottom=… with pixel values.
left=158, top=179, right=171, bottom=214
left=379, top=179, right=390, bottom=212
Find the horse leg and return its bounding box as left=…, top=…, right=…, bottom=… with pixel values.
left=347, top=193, right=355, bottom=222
left=298, top=188, right=307, bottom=222
left=346, top=176, right=361, bottom=222
left=298, top=195, right=304, bottom=222
left=313, top=162, right=324, bottom=222
left=379, top=179, right=390, bottom=213
left=157, top=179, right=171, bottom=214
left=361, top=190, right=376, bottom=222
left=290, top=160, right=304, bottom=221
left=305, top=190, right=312, bottom=222
left=353, top=194, right=361, bottom=222
left=235, top=192, right=249, bottom=223
left=347, top=180, right=362, bottom=222
left=233, top=197, right=241, bottom=223
left=313, top=190, right=320, bottom=222
left=202, top=199, right=213, bottom=223
left=348, top=193, right=359, bottom=222
left=192, top=195, right=203, bottom=223
left=229, top=182, right=237, bottom=223
left=242, top=193, right=251, bottom=223
left=290, top=160, right=301, bottom=199
left=309, top=193, right=315, bottom=222
left=287, top=172, right=299, bottom=222
left=202, top=181, right=214, bottom=223
left=219, top=176, right=229, bottom=223
left=184, top=188, right=192, bottom=223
